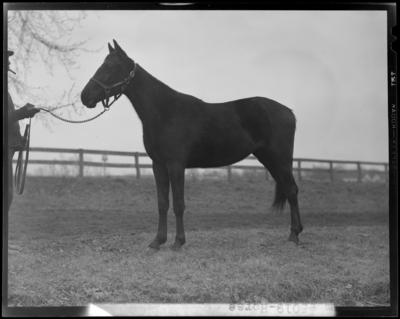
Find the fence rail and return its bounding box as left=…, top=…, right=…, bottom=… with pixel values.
left=14, top=147, right=389, bottom=182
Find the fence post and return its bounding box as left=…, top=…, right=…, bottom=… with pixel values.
left=78, top=149, right=84, bottom=177
left=227, top=166, right=232, bottom=181
left=298, top=160, right=302, bottom=181
left=134, top=152, right=141, bottom=179
left=357, top=162, right=362, bottom=182
left=329, top=161, right=334, bottom=181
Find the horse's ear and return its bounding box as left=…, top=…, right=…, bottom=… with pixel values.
left=113, top=40, right=121, bottom=51
left=108, top=43, right=114, bottom=53
left=113, top=39, right=127, bottom=57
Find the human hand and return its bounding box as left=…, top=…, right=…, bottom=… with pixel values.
left=20, top=103, right=41, bottom=118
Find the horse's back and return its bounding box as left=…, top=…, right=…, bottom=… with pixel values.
left=232, top=96, right=295, bottom=126
left=178, top=93, right=295, bottom=126
left=190, top=95, right=297, bottom=147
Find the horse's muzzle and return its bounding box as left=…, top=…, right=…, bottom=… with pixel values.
left=85, top=100, right=98, bottom=109
left=81, top=90, right=98, bottom=109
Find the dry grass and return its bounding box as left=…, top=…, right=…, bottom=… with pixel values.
left=8, top=227, right=389, bottom=307
left=7, top=177, right=390, bottom=307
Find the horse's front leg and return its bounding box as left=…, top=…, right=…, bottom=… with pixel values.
left=167, top=162, right=186, bottom=251
left=149, top=161, right=170, bottom=250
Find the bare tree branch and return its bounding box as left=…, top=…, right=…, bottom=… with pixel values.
left=7, top=10, right=100, bottom=129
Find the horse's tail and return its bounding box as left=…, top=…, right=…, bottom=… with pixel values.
left=272, top=182, right=287, bottom=212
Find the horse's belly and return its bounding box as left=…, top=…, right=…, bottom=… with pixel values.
left=186, top=140, right=253, bottom=168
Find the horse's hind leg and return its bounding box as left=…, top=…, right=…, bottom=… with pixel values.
left=253, top=148, right=303, bottom=244
left=280, top=169, right=303, bottom=244
left=149, top=160, right=170, bottom=250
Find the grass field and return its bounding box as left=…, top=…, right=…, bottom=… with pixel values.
left=7, top=176, right=390, bottom=307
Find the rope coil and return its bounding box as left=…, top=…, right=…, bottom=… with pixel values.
left=14, top=118, right=31, bottom=194
left=14, top=106, right=108, bottom=194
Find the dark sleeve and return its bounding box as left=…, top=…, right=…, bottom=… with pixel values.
left=8, top=93, right=24, bottom=123
left=8, top=108, right=23, bottom=123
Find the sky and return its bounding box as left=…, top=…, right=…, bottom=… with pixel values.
left=7, top=9, right=390, bottom=173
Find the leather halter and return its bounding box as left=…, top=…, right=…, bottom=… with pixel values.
left=89, top=62, right=137, bottom=109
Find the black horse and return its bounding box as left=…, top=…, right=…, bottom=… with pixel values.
left=81, top=40, right=303, bottom=250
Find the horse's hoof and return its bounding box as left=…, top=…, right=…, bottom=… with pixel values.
left=170, top=243, right=182, bottom=252
left=287, top=233, right=300, bottom=245
left=286, top=240, right=298, bottom=247
left=148, top=241, right=160, bottom=250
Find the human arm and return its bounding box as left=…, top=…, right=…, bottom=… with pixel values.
left=8, top=103, right=41, bottom=123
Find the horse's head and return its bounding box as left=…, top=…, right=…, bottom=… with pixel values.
left=81, top=40, right=136, bottom=109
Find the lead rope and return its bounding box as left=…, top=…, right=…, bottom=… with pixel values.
left=38, top=107, right=109, bottom=124
left=13, top=63, right=135, bottom=192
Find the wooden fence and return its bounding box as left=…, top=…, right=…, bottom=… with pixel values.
left=14, top=147, right=389, bottom=182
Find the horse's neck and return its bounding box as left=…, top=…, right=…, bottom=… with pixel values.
left=124, top=65, right=177, bottom=123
